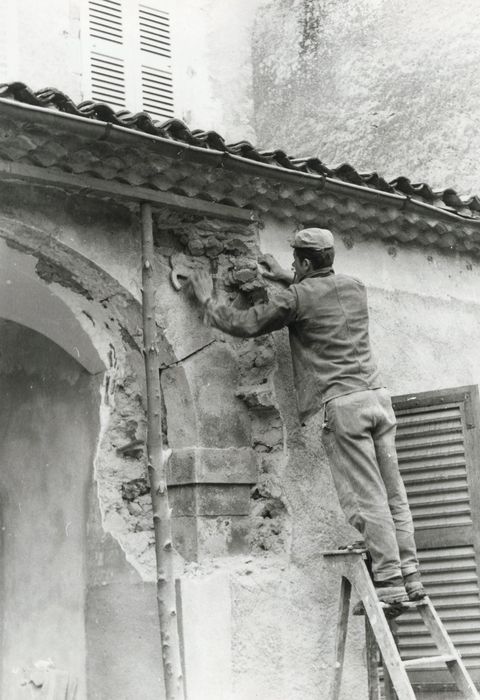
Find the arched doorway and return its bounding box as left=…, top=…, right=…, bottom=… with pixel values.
left=0, top=320, right=101, bottom=699
left=0, top=223, right=177, bottom=699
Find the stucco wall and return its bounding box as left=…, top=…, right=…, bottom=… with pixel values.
left=173, top=0, right=259, bottom=141
left=251, top=0, right=480, bottom=195
left=6, top=0, right=480, bottom=198
left=5, top=178, right=480, bottom=698
left=3, top=0, right=82, bottom=98
left=0, top=321, right=99, bottom=699
left=218, top=215, right=480, bottom=699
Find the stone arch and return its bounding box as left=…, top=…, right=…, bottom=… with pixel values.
left=0, top=236, right=104, bottom=373
left=0, top=214, right=200, bottom=577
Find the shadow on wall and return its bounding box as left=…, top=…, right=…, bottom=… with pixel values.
left=0, top=320, right=101, bottom=700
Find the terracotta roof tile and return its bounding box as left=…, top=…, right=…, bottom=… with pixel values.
left=0, top=81, right=479, bottom=221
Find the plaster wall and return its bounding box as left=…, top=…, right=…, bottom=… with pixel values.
left=0, top=321, right=99, bottom=699
left=4, top=171, right=480, bottom=698
left=259, top=215, right=480, bottom=396
left=2, top=0, right=260, bottom=143
left=220, top=215, right=480, bottom=700
left=2, top=0, right=83, bottom=99
left=6, top=0, right=480, bottom=201
left=251, top=0, right=480, bottom=195
left=173, top=0, right=260, bottom=141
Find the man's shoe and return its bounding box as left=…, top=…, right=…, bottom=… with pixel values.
left=352, top=584, right=408, bottom=616
left=375, top=584, right=409, bottom=605
left=404, top=571, right=427, bottom=601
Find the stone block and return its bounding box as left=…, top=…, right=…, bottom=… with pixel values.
left=172, top=517, right=198, bottom=561
left=173, top=515, right=250, bottom=560
left=197, top=515, right=250, bottom=558
left=169, top=484, right=251, bottom=517
left=168, top=446, right=257, bottom=485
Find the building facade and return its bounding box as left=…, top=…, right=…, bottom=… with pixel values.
left=1, top=2, right=480, bottom=699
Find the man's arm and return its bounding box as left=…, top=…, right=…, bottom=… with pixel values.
left=187, top=270, right=298, bottom=338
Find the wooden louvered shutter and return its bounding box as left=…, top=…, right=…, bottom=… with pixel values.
left=138, top=3, right=174, bottom=119
left=393, top=385, right=480, bottom=692
left=83, top=0, right=174, bottom=118
left=86, top=0, right=126, bottom=109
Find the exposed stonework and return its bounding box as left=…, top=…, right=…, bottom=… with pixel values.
left=163, top=211, right=292, bottom=557
left=235, top=336, right=291, bottom=555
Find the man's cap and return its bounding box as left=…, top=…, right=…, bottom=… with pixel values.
left=290, top=228, right=334, bottom=250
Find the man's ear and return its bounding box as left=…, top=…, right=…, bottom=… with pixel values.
left=302, top=257, right=312, bottom=272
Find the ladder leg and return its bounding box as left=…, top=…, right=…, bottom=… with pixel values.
left=418, top=599, right=480, bottom=700
left=383, top=660, right=398, bottom=700
left=383, top=619, right=400, bottom=700
left=365, top=617, right=380, bottom=700
left=348, top=559, right=416, bottom=700
left=331, top=576, right=352, bottom=700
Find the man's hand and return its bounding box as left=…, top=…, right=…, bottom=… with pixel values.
left=186, top=270, right=213, bottom=305
left=259, top=254, right=294, bottom=285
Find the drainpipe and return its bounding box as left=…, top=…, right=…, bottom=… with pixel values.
left=140, top=202, right=185, bottom=700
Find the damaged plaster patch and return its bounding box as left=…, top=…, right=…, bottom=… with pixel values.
left=1, top=220, right=175, bottom=580
left=157, top=211, right=292, bottom=558
left=35, top=256, right=93, bottom=299
left=235, top=337, right=292, bottom=556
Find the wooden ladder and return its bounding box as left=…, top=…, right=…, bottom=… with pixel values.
left=323, top=549, right=480, bottom=700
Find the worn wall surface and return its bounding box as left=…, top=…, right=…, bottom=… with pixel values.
left=175, top=0, right=480, bottom=196
left=173, top=0, right=259, bottom=141
left=5, top=178, right=480, bottom=699
left=0, top=321, right=99, bottom=699
left=0, top=183, right=267, bottom=697
left=0, top=0, right=82, bottom=97
left=251, top=0, right=480, bottom=195
left=215, top=215, right=480, bottom=700
left=5, top=0, right=480, bottom=197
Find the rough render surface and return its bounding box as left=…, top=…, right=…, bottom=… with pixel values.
left=224, top=213, right=480, bottom=700
left=251, top=0, right=480, bottom=195
left=4, top=178, right=480, bottom=697
left=0, top=186, right=173, bottom=580
left=0, top=321, right=99, bottom=699
left=0, top=183, right=294, bottom=570
left=5, top=0, right=83, bottom=99
left=174, top=0, right=260, bottom=141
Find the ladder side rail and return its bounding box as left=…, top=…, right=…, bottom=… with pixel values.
left=331, top=577, right=352, bottom=700
left=382, top=661, right=398, bottom=700
left=365, top=617, right=380, bottom=700
left=419, top=599, right=480, bottom=700
left=384, top=619, right=401, bottom=700
left=347, top=559, right=416, bottom=700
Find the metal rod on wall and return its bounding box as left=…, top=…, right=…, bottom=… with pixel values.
left=140, top=202, right=185, bottom=700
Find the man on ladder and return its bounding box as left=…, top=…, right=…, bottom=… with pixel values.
left=187, top=227, right=425, bottom=606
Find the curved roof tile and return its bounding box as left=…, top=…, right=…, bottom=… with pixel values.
left=0, top=81, right=478, bottom=219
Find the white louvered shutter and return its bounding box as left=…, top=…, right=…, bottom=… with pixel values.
left=138, top=3, right=174, bottom=118
left=393, top=386, right=480, bottom=691
left=86, top=0, right=126, bottom=109
left=83, top=0, right=174, bottom=119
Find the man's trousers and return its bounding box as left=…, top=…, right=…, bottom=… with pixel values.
left=321, top=387, right=419, bottom=581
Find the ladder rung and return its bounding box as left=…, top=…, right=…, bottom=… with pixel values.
left=403, top=654, right=457, bottom=669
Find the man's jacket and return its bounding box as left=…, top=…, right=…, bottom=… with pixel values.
left=205, top=269, right=382, bottom=422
